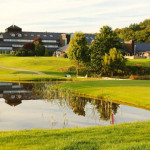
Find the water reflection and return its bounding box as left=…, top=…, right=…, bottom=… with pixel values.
left=0, top=82, right=44, bottom=106
left=0, top=82, right=119, bottom=122
left=0, top=82, right=150, bottom=130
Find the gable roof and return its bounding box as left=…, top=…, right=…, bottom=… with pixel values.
left=6, top=25, right=22, bottom=30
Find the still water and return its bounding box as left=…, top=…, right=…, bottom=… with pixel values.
left=0, top=82, right=150, bottom=130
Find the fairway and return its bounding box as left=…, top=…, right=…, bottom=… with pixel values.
left=126, top=59, right=150, bottom=67
left=55, top=80, right=150, bottom=109
left=0, top=56, right=72, bottom=76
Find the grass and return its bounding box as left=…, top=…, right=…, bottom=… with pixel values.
left=0, top=56, right=149, bottom=81
left=55, top=80, right=150, bottom=109
left=0, top=56, right=150, bottom=149
left=0, top=121, right=150, bottom=150
left=126, top=59, right=150, bottom=67
left=0, top=56, right=76, bottom=81
left=0, top=56, right=73, bottom=76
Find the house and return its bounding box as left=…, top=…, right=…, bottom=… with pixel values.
left=124, top=40, right=150, bottom=59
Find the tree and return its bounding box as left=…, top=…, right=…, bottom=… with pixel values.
left=68, top=32, right=89, bottom=77
left=102, top=48, right=126, bottom=77
left=90, top=26, right=122, bottom=73
left=135, top=30, right=149, bottom=42
left=34, top=41, right=45, bottom=56
left=23, top=42, right=35, bottom=51
left=15, top=37, right=46, bottom=56
left=129, top=23, right=140, bottom=31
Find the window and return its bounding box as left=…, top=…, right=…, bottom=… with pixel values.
left=0, top=47, right=12, bottom=50
left=50, top=35, right=53, bottom=37
left=12, top=44, right=23, bottom=47
left=43, top=35, right=47, bottom=37
left=31, top=34, right=34, bottom=36
left=18, top=34, right=22, bottom=37
left=11, top=33, right=15, bottom=37
left=42, top=40, right=57, bottom=43
left=4, top=39, right=33, bottom=42
left=37, top=35, right=40, bottom=37
left=24, top=34, right=28, bottom=37
left=44, top=45, right=58, bottom=48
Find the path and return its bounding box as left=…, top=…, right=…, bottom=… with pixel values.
left=0, top=64, right=46, bottom=75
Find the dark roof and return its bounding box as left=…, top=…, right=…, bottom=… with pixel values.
left=57, top=44, right=69, bottom=52
left=2, top=31, right=63, bottom=40
left=6, top=25, right=22, bottom=30
left=84, top=34, right=96, bottom=45
left=135, top=43, right=150, bottom=52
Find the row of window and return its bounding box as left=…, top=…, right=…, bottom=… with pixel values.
left=44, top=45, right=58, bottom=48
left=0, top=44, right=58, bottom=49
left=10, top=33, right=54, bottom=38
left=11, top=33, right=22, bottom=37
left=4, top=39, right=57, bottom=43
left=0, top=47, right=12, bottom=50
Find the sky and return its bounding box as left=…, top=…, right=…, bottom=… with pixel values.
left=0, top=0, right=150, bottom=33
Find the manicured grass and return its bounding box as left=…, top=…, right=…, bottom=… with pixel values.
left=0, top=56, right=73, bottom=76
left=0, top=121, right=150, bottom=150
left=0, top=74, right=69, bottom=81
left=55, top=80, right=150, bottom=109
left=126, top=59, right=150, bottom=67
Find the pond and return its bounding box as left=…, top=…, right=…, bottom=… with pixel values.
left=0, top=82, right=150, bottom=131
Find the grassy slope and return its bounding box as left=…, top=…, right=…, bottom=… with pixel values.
left=0, top=121, right=150, bottom=150
left=126, top=59, right=150, bottom=67
left=0, top=56, right=72, bottom=76
left=0, top=56, right=75, bottom=81
left=55, top=80, right=150, bottom=108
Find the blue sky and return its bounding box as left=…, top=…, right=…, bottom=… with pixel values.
left=0, top=0, right=149, bottom=33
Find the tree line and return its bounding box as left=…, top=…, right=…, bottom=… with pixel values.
left=114, top=19, right=150, bottom=43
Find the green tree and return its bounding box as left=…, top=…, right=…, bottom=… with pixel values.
left=90, top=26, right=122, bottom=73
left=102, top=48, right=126, bottom=77
left=129, top=23, right=140, bottom=31
left=44, top=48, right=49, bottom=56
left=68, top=32, right=89, bottom=77
left=118, top=27, right=135, bottom=41
left=34, top=41, right=45, bottom=56
left=135, top=30, right=149, bottom=42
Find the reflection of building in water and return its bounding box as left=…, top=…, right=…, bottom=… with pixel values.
left=0, top=82, right=34, bottom=106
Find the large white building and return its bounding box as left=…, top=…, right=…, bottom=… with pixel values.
left=0, top=25, right=95, bottom=55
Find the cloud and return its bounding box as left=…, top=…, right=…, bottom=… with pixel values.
left=0, top=0, right=149, bottom=33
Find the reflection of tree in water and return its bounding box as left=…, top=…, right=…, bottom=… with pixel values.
left=91, top=100, right=119, bottom=121
left=67, top=96, right=87, bottom=116
left=30, top=83, right=120, bottom=121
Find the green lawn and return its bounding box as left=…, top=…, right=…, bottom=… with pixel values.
left=55, top=80, right=150, bottom=109
left=0, top=56, right=72, bottom=76
left=0, top=56, right=75, bottom=81
left=0, top=121, right=150, bottom=150
left=126, top=59, right=150, bottom=67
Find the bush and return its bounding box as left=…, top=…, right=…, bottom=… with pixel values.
left=44, top=49, right=49, bottom=56
left=62, top=53, right=68, bottom=58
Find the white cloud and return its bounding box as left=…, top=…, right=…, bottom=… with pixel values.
left=0, top=0, right=149, bottom=33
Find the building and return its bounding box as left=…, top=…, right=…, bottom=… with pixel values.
left=0, top=25, right=96, bottom=55
left=124, top=40, right=150, bottom=59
